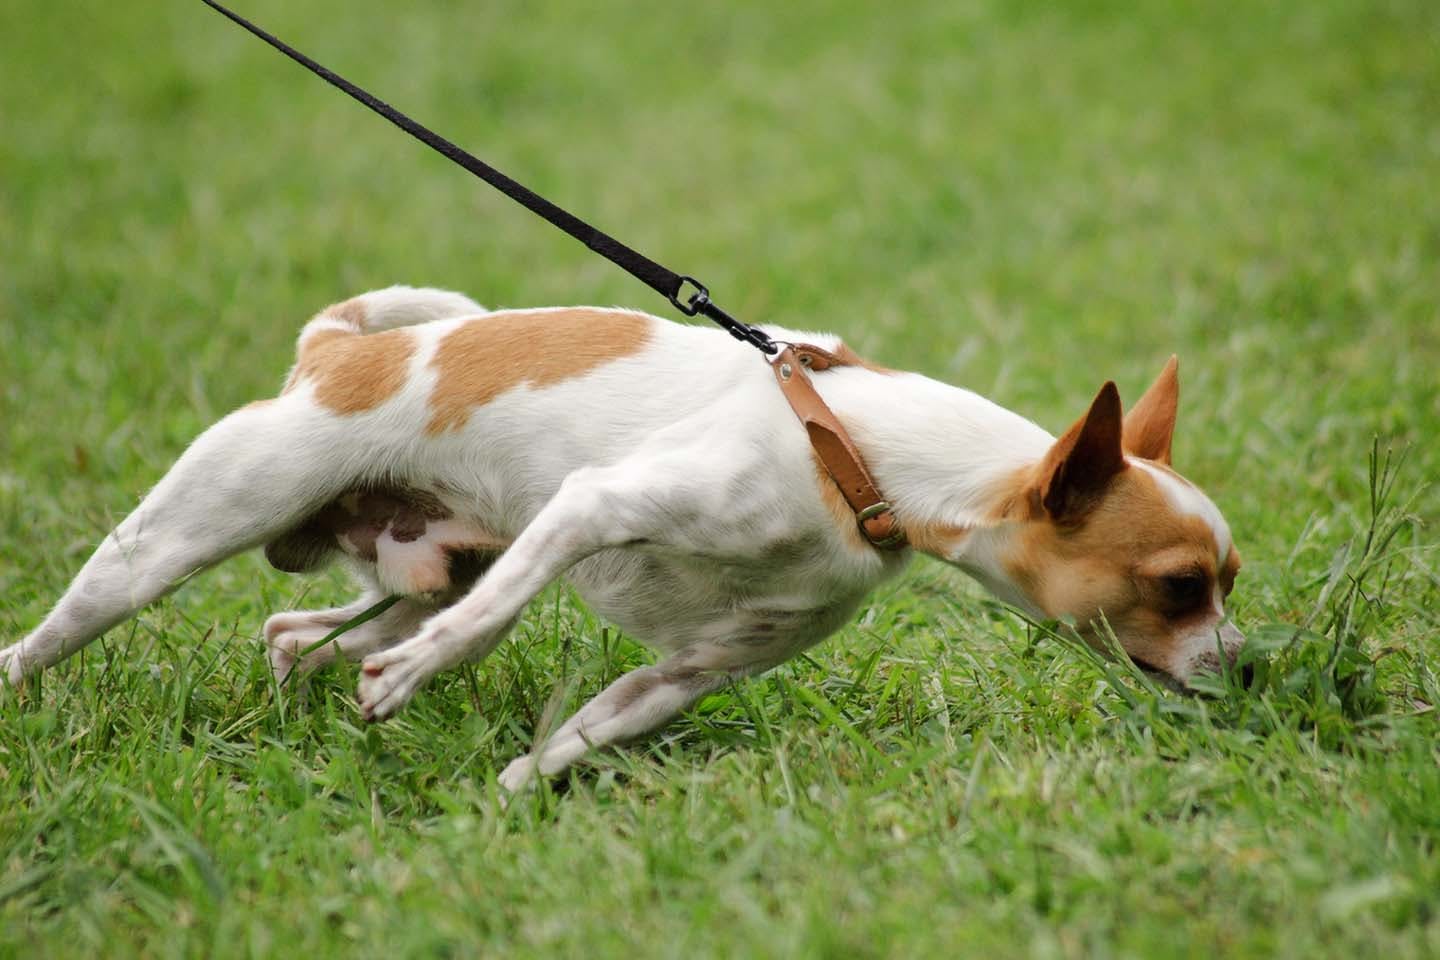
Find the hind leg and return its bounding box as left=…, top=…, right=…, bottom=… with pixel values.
left=265, top=594, right=430, bottom=681
left=2, top=402, right=340, bottom=685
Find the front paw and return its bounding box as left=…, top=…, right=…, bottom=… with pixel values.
left=497, top=755, right=538, bottom=795
left=0, top=643, right=25, bottom=687
left=356, top=643, right=435, bottom=721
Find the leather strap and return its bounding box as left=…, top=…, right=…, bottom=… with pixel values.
left=772, top=344, right=906, bottom=549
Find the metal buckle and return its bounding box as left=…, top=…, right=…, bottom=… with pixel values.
left=856, top=501, right=906, bottom=548
left=668, top=275, right=709, bottom=316
left=670, top=278, right=781, bottom=356
left=857, top=502, right=893, bottom=522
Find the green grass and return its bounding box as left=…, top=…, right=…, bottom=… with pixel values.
left=2, top=0, right=1438, bottom=956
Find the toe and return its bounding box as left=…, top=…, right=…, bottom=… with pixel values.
left=0, top=645, right=24, bottom=686
left=357, top=663, right=410, bottom=722
left=498, top=755, right=537, bottom=794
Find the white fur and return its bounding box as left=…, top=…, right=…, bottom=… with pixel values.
left=1132, top=459, right=1234, bottom=563
left=0, top=286, right=1238, bottom=793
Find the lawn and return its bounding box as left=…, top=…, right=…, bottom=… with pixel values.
left=2, top=0, right=1438, bottom=956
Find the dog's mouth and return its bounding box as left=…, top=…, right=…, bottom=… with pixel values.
left=1130, top=653, right=1255, bottom=695
left=1129, top=655, right=1191, bottom=695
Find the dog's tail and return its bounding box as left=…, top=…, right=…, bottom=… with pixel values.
left=288, top=286, right=485, bottom=385
left=299, top=285, right=484, bottom=342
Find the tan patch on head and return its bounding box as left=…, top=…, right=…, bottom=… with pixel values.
left=984, top=463, right=1047, bottom=523
left=1005, top=465, right=1226, bottom=673
left=284, top=328, right=417, bottom=413
left=426, top=308, right=653, bottom=434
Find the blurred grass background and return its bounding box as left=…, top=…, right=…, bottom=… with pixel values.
left=1, top=1, right=1438, bottom=956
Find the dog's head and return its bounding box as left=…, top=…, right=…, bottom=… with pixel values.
left=989, top=358, right=1243, bottom=688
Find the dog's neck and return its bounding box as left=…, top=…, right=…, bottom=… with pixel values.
left=823, top=368, right=1055, bottom=606
left=827, top=368, right=1053, bottom=528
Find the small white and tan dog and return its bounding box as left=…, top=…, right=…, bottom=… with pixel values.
left=2, top=286, right=1242, bottom=790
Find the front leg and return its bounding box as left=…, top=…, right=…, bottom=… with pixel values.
left=497, top=641, right=792, bottom=793
left=356, top=463, right=675, bottom=721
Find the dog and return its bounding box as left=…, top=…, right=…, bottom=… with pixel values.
left=2, top=286, right=1243, bottom=791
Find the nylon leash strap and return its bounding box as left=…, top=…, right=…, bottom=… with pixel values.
left=198, top=0, right=777, bottom=356
left=199, top=1, right=905, bottom=549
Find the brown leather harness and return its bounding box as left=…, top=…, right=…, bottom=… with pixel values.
left=770, top=344, right=906, bottom=550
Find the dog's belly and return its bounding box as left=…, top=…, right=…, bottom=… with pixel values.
left=265, top=456, right=902, bottom=660
left=563, top=545, right=875, bottom=659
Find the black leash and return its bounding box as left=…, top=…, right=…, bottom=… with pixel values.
left=199, top=0, right=778, bottom=356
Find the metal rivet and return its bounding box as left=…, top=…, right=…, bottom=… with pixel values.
left=780, top=363, right=792, bottom=379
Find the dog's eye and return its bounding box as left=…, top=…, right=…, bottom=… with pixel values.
left=1161, top=573, right=1210, bottom=612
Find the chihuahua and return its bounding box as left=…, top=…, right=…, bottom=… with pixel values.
left=2, top=286, right=1242, bottom=790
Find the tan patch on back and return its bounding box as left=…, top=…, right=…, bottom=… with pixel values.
left=426, top=308, right=653, bottom=434
left=284, top=328, right=417, bottom=414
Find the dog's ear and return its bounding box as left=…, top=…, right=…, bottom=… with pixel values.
left=1122, top=355, right=1179, bottom=465
left=1036, top=381, right=1126, bottom=520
